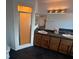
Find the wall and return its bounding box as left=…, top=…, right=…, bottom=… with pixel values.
left=37, top=0, right=73, bottom=15
left=6, top=0, right=15, bottom=49
left=45, top=13, right=73, bottom=30
left=6, top=0, right=37, bottom=50
left=37, top=0, right=73, bottom=30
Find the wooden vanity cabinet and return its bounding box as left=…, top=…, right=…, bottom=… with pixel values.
left=58, top=38, right=73, bottom=54
left=41, top=35, right=50, bottom=49
left=34, top=33, right=42, bottom=47
left=34, top=32, right=73, bottom=56
left=49, top=36, right=60, bottom=51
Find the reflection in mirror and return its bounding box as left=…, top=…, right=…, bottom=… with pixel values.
left=35, top=14, right=47, bottom=29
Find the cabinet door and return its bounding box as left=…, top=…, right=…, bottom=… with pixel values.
left=49, top=37, right=60, bottom=51
left=58, top=39, right=72, bottom=54
left=41, top=35, right=50, bottom=48
left=34, top=33, right=42, bottom=46
left=70, top=46, right=73, bottom=56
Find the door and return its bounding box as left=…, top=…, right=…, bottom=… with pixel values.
left=18, top=5, right=32, bottom=45
left=49, top=37, right=60, bottom=51
left=58, top=39, right=72, bottom=54
left=34, top=33, right=42, bottom=46
left=20, top=13, right=31, bottom=45
left=41, top=35, right=50, bottom=49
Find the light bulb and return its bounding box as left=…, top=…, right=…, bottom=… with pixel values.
left=61, top=10, right=64, bottom=13
left=55, top=10, right=58, bottom=13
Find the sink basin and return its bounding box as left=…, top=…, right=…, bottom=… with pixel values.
left=62, top=34, right=73, bottom=39
left=38, top=30, right=48, bottom=34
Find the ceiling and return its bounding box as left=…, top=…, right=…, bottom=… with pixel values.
left=37, top=0, right=73, bottom=14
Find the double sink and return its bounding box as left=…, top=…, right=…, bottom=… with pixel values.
left=38, top=30, right=73, bottom=39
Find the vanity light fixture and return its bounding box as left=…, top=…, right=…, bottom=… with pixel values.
left=48, top=9, right=67, bottom=14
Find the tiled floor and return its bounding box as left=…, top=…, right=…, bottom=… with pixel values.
left=9, top=46, right=73, bottom=59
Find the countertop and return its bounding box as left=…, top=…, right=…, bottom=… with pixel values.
left=35, top=29, right=73, bottom=40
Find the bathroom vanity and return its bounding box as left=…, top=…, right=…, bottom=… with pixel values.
left=34, top=29, right=73, bottom=56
